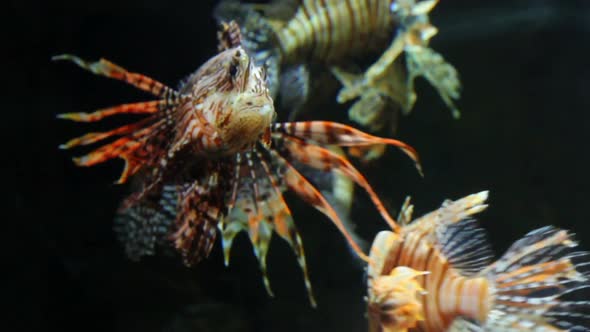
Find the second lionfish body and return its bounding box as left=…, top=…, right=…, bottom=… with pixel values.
left=367, top=191, right=590, bottom=331
left=216, top=0, right=461, bottom=133
left=56, top=22, right=421, bottom=306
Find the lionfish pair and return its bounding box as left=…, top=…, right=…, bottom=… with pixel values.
left=57, top=9, right=590, bottom=332
left=215, top=0, right=461, bottom=135
left=56, top=21, right=421, bottom=307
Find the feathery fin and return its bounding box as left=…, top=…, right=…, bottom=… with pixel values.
left=280, top=153, right=370, bottom=264
left=478, top=226, right=590, bottom=330
left=55, top=55, right=184, bottom=184
left=273, top=121, right=422, bottom=176
left=279, top=135, right=402, bottom=232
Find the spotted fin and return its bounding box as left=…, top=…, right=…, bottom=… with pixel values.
left=221, top=147, right=316, bottom=306
left=171, top=170, right=225, bottom=266
left=113, top=185, right=177, bottom=260
left=55, top=55, right=186, bottom=184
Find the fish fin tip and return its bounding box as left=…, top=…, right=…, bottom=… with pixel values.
left=71, top=156, right=85, bottom=166
left=51, top=54, right=71, bottom=62
left=309, top=296, right=318, bottom=308
left=56, top=112, right=84, bottom=122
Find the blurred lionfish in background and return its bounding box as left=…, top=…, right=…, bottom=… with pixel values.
left=56, top=21, right=422, bottom=306
left=367, top=191, right=590, bottom=331
left=214, top=0, right=461, bottom=136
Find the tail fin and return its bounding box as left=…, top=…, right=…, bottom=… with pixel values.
left=479, top=226, right=590, bottom=330
left=54, top=55, right=186, bottom=184
left=214, top=0, right=282, bottom=98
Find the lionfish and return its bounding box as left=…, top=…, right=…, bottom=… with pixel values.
left=56, top=21, right=422, bottom=306
left=215, top=0, right=461, bottom=134
left=367, top=191, right=590, bottom=331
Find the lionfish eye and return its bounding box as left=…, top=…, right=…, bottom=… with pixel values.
left=229, top=49, right=242, bottom=78
left=229, top=62, right=238, bottom=78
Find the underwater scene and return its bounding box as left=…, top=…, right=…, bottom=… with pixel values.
left=27, top=0, right=590, bottom=331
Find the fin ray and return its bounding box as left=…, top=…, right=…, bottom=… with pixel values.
left=57, top=100, right=164, bottom=122
left=268, top=148, right=370, bottom=263
left=272, top=121, right=422, bottom=175
left=436, top=218, right=494, bottom=276
left=480, top=226, right=590, bottom=330
left=277, top=134, right=401, bottom=232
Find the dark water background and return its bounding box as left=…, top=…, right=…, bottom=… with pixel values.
left=15, top=0, right=590, bottom=330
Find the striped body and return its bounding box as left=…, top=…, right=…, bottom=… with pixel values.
left=369, top=223, right=491, bottom=331
left=277, top=0, right=394, bottom=63
left=367, top=192, right=590, bottom=331
left=56, top=21, right=423, bottom=306
left=215, top=0, right=462, bottom=134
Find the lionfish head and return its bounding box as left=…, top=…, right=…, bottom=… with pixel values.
left=368, top=267, right=428, bottom=331
left=195, top=44, right=275, bottom=156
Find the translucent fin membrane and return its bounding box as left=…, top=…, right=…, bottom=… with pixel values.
left=480, top=226, right=590, bottom=330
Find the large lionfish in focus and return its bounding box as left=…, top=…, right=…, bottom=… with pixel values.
left=215, top=0, right=461, bottom=134
left=367, top=191, right=590, bottom=331
left=56, top=21, right=422, bottom=306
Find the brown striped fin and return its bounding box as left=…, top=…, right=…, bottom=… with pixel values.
left=55, top=55, right=185, bottom=184
left=170, top=175, right=224, bottom=266
left=57, top=100, right=164, bottom=123
left=53, top=55, right=179, bottom=98
left=221, top=148, right=317, bottom=306
left=272, top=121, right=422, bottom=176
left=253, top=147, right=316, bottom=306
left=277, top=134, right=402, bottom=232
left=273, top=149, right=371, bottom=263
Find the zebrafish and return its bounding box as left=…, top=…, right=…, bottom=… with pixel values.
left=214, top=0, right=461, bottom=133
left=55, top=21, right=422, bottom=307
left=367, top=191, right=590, bottom=331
